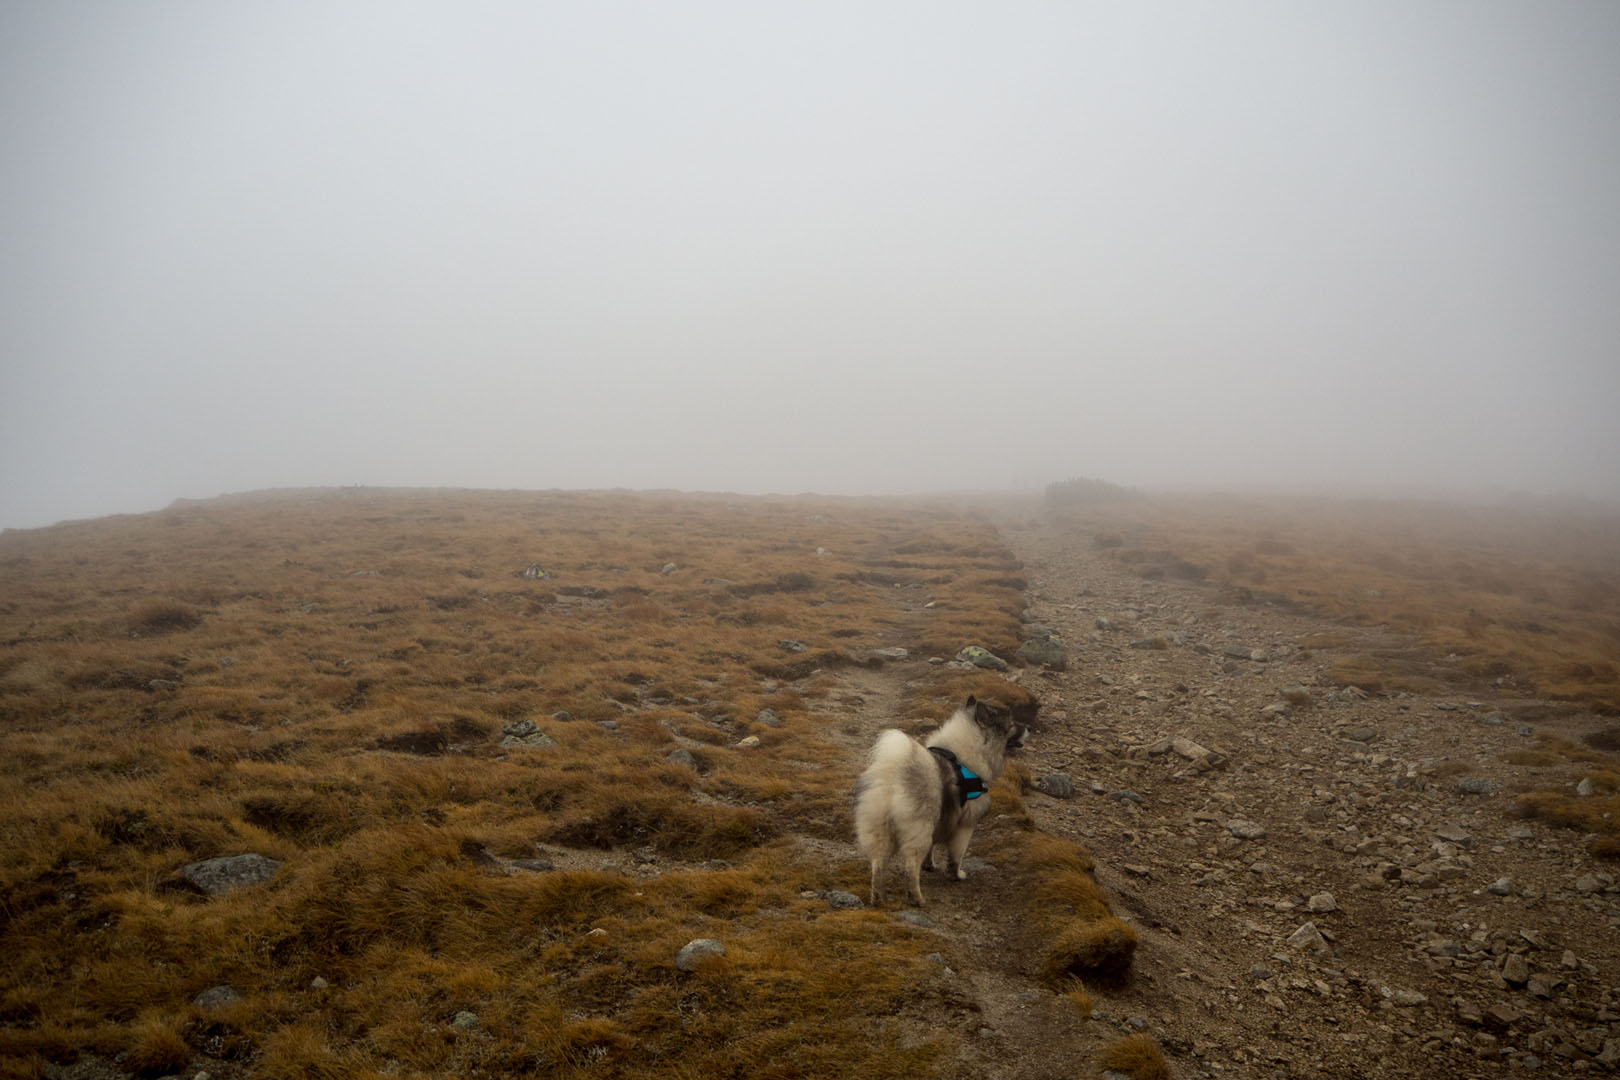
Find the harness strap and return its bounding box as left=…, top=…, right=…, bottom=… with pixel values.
left=927, top=745, right=987, bottom=803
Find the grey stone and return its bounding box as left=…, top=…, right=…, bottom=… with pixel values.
left=1280, top=685, right=1314, bottom=707
left=777, top=639, right=808, bottom=653
left=1502, top=953, right=1530, bottom=987
left=666, top=748, right=698, bottom=769
left=825, top=891, right=864, bottom=910
left=1287, top=921, right=1330, bottom=956
left=1226, top=820, right=1267, bottom=840
left=511, top=858, right=554, bottom=872
left=1574, top=873, right=1602, bottom=894
left=1108, top=789, right=1144, bottom=805
left=1016, top=637, right=1067, bottom=670
left=451, top=1010, right=479, bottom=1031
left=503, top=718, right=540, bottom=738
left=1457, top=777, right=1502, bottom=795
left=178, top=854, right=281, bottom=896
left=1342, top=726, right=1377, bottom=743
left=754, top=708, right=782, bottom=727
left=1576, top=777, right=1595, bottom=797
left=895, top=909, right=936, bottom=928
left=1095, top=616, right=1112, bottom=631
left=956, top=645, right=1008, bottom=671
left=675, top=938, right=726, bottom=971
left=660, top=563, right=677, bottom=575
left=1488, top=877, right=1514, bottom=896
left=1478, top=711, right=1505, bottom=726
left=1036, top=773, right=1076, bottom=799
left=193, top=986, right=242, bottom=1009
left=500, top=731, right=556, bottom=750
left=1306, top=892, right=1338, bottom=913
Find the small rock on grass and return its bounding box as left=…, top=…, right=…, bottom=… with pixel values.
left=957, top=645, right=1008, bottom=671
left=178, top=854, right=281, bottom=897
left=825, top=891, right=864, bottom=910
left=194, top=986, right=242, bottom=1009
left=676, top=939, right=726, bottom=972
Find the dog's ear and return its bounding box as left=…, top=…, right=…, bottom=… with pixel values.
left=964, top=695, right=977, bottom=710
left=972, top=697, right=998, bottom=728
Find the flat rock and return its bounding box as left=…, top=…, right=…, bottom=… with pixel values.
left=1226, top=820, right=1267, bottom=840
left=1457, top=777, right=1502, bottom=795
left=178, top=854, right=281, bottom=897
left=193, top=985, right=243, bottom=1009
left=957, top=645, right=1008, bottom=671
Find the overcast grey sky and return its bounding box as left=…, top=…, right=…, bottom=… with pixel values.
left=3, top=2, right=1618, bottom=528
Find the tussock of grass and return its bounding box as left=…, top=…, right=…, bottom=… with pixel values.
left=1096, top=1033, right=1171, bottom=1079
left=1515, top=792, right=1620, bottom=858
left=1013, top=833, right=1138, bottom=982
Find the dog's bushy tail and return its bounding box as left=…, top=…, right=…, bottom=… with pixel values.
left=854, top=729, right=926, bottom=859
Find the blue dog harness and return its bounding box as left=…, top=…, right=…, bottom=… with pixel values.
left=928, top=746, right=986, bottom=805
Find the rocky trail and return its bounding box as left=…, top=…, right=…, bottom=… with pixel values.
left=805, top=516, right=1620, bottom=1079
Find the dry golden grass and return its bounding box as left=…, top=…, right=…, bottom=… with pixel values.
left=1095, top=1033, right=1171, bottom=1079
left=1052, top=494, right=1620, bottom=711
left=0, top=488, right=1048, bottom=1077
left=1012, top=833, right=1139, bottom=983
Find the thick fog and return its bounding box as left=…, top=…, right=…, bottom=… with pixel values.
left=3, top=2, right=1618, bottom=529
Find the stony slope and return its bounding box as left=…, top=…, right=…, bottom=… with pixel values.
left=989, top=515, right=1620, bottom=1078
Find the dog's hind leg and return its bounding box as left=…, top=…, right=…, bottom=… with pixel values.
left=944, top=823, right=975, bottom=881
left=869, top=856, right=887, bottom=907
left=864, top=829, right=893, bottom=906
left=902, top=851, right=927, bottom=906
left=898, top=828, right=931, bottom=906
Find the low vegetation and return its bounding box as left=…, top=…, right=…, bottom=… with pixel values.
left=0, top=488, right=1128, bottom=1078
left=1054, top=493, right=1620, bottom=711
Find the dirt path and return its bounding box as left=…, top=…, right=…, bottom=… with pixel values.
left=804, top=513, right=1620, bottom=1079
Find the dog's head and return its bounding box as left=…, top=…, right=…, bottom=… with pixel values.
left=966, top=695, right=1029, bottom=751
